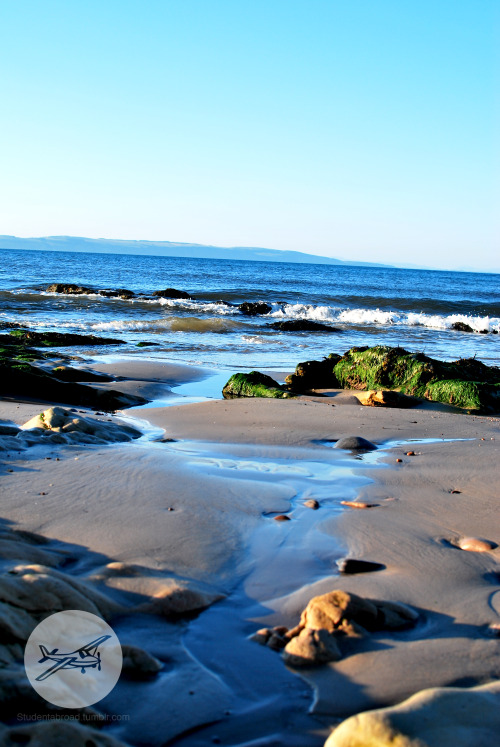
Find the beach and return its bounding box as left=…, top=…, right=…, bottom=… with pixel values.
left=1, top=357, right=499, bottom=746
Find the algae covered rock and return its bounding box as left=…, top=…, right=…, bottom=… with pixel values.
left=285, top=355, right=341, bottom=391
left=222, top=371, right=295, bottom=399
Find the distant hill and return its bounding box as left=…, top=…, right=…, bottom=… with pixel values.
left=0, top=235, right=392, bottom=268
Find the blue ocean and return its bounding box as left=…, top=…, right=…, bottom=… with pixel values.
left=1, top=247, right=498, bottom=370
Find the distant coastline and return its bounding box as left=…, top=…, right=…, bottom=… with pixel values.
left=0, top=234, right=393, bottom=268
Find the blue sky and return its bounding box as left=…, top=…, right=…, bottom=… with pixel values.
left=0, top=0, right=498, bottom=270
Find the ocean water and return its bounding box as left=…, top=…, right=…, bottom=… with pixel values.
left=1, top=247, right=498, bottom=370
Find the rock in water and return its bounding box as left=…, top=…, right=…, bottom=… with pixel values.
left=334, top=436, right=377, bottom=451
left=222, top=371, right=295, bottom=399
left=324, top=681, right=500, bottom=747
left=238, top=301, right=272, bottom=316
left=152, top=288, right=192, bottom=299
left=269, top=320, right=341, bottom=332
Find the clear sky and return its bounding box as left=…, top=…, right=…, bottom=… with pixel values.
left=0, top=0, right=498, bottom=270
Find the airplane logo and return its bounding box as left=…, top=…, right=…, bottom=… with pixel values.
left=35, top=635, right=112, bottom=681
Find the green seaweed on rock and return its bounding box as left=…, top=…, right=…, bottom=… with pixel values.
left=222, top=371, right=295, bottom=399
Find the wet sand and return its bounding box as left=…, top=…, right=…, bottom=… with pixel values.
left=1, top=360, right=499, bottom=745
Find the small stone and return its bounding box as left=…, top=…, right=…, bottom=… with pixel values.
left=304, top=499, right=319, bottom=509
left=396, top=458, right=403, bottom=463
left=274, top=514, right=291, bottom=522
left=457, top=536, right=498, bottom=552
left=337, top=558, right=386, bottom=574
left=249, top=628, right=272, bottom=645
left=406, top=451, right=415, bottom=456
left=341, top=501, right=379, bottom=509
left=450, top=489, right=461, bottom=494
left=335, top=436, right=377, bottom=451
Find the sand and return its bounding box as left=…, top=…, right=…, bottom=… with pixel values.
left=1, top=359, right=499, bottom=746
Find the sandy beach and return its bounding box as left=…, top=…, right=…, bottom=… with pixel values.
left=1, top=358, right=499, bottom=746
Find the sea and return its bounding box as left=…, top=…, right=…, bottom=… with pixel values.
left=1, top=247, right=499, bottom=372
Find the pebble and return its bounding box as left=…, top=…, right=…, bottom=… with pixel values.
left=396, top=458, right=403, bottom=463
left=406, top=451, right=415, bottom=456
left=274, top=514, right=291, bottom=521
left=341, top=501, right=379, bottom=509
left=304, top=499, right=319, bottom=509
left=337, top=558, right=386, bottom=574
left=457, top=536, right=497, bottom=552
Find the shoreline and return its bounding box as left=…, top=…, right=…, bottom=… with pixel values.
left=1, top=357, right=499, bottom=745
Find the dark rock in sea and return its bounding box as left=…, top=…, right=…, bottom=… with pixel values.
left=451, top=322, right=475, bottom=333
left=269, top=320, right=341, bottom=332
left=46, top=283, right=95, bottom=294
left=337, top=558, right=386, bottom=574
left=99, top=288, right=136, bottom=299
left=222, top=371, right=295, bottom=399
left=238, top=301, right=272, bottom=316
left=334, top=436, right=377, bottom=451
left=7, top=330, right=125, bottom=347
left=285, top=355, right=341, bottom=391
left=152, top=288, right=192, bottom=299
left=136, top=341, right=160, bottom=347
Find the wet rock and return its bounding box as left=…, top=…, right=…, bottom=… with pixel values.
left=8, top=330, right=125, bottom=347
left=324, top=681, right=500, bottom=747
left=304, top=499, right=319, bottom=509
left=274, top=514, right=291, bottom=522
left=269, top=320, right=341, bottom=332
left=451, top=321, right=475, bottom=333
left=282, top=627, right=342, bottom=667
left=21, top=407, right=142, bottom=444
left=334, top=436, right=377, bottom=451
left=152, top=288, right=192, bottom=299
left=285, top=355, right=341, bottom=391
left=46, top=283, right=95, bottom=294
left=121, top=644, right=163, bottom=676
left=456, top=536, right=498, bottom=552
left=222, top=371, right=295, bottom=399
left=99, top=288, right=135, bottom=299
left=238, top=301, right=272, bottom=316
left=354, top=389, right=418, bottom=408
left=50, top=365, right=114, bottom=382
left=337, top=558, right=386, bottom=574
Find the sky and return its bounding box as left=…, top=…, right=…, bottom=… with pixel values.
left=0, top=0, right=498, bottom=271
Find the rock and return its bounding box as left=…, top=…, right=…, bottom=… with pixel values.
left=340, top=500, right=380, bottom=509
left=354, top=389, right=418, bottom=408
left=269, top=320, right=341, bottom=332
left=50, top=365, right=113, bottom=382
left=334, top=436, right=377, bottom=451
left=451, top=321, right=475, bottom=333
left=282, top=627, right=342, bottom=667
left=222, top=371, right=295, bottom=399
left=121, top=644, right=163, bottom=676
left=456, top=536, right=498, bottom=552
left=333, top=345, right=500, bottom=413
left=249, top=628, right=273, bottom=645
left=238, top=301, right=272, bottom=316
left=304, top=499, right=319, bottom=509
left=21, top=407, right=142, bottom=444
left=8, top=330, right=125, bottom=347
left=99, top=288, right=135, bottom=299
left=337, top=558, right=386, bottom=574
left=324, top=681, right=500, bottom=747
left=274, top=514, right=291, bottom=522
left=300, top=590, right=380, bottom=633
left=152, top=288, right=192, bottom=299
left=285, top=355, right=341, bottom=391
left=46, top=283, right=94, bottom=294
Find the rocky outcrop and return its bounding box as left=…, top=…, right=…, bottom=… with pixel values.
left=238, top=301, right=272, bottom=316
left=46, top=283, right=95, bottom=294
left=285, top=346, right=500, bottom=413
left=252, top=589, right=418, bottom=668
left=285, top=355, right=341, bottom=391
left=152, top=288, right=192, bottom=299
left=324, top=681, right=500, bottom=747
left=222, top=371, right=295, bottom=399
left=451, top=321, right=475, bottom=333
left=6, top=330, right=124, bottom=347
left=269, top=320, right=341, bottom=332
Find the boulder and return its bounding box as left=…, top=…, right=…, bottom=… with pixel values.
left=285, top=355, right=341, bottom=391
left=99, top=288, right=135, bottom=299
left=451, top=321, right=475, bottom=333
left=152, top=288, right=192, bottom=299
left=238, top=301, right=272, bottom=316
left=324, top=681, right=500, bottom=747
left=46, top=283, right=94, bottom=294
left=283, top=628, right=342, bottom=668
left=269, top=320, right=341, bottom=332
left=354, top=389, right=418, bottom=408
left=222, top=371, right=295, bottom=399
left=334, top=436, right=377, bottom=451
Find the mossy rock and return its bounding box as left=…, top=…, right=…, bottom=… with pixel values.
left=332, top=346, right=499, bottom=413
left=286, top=354, right=341, bottom=391
left=222, top=371, right=295, bottom=399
